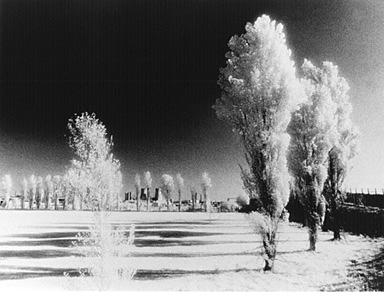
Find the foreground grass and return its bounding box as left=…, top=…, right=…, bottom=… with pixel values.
left=0, top=211, right=382, bottom=291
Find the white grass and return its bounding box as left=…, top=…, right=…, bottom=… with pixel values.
left=0, top=211, right=382, bottom=291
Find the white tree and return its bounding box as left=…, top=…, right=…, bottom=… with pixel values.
left=67, top=112, right=121, bottom=211
left=21, top=178, right=28, bottom=210
left=190, top=184, right=197, bottom=211
left=67, top=166, right=88, bottom=210
left=143, top=171, right=152, bottom=212
left=214, top=15, right=303, bottom=270
left=45, top=174, right=54, bottom=210
left=320, top=62, right=360, bottom=240
left=29, top=175, right=37, bottom=209
left=112, top=171, right=123, bottom=211
left=53, top=175, right=61, bottom=210
left=175, top=173, right=184, bottom=212
left=1, top=175, right=12, bottom=209
left=134, top=174, right=141, bottom=211
left=201, top=172, right=212, bottom=212
left=36, top=176, right=44, bottom=209
left=288, top=59, right=339, bottom=251
left=161, top=174, right=174, bottom=211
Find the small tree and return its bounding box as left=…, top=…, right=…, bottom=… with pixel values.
left=53, top=175, right=61, bottom=210
left=29, top=175, right=37, bottom=209
left=134, top=174, right=141, bottom=211
left=175, top=173, right=184, bottom=212
left=36, top=176, right=44, bottom=209
left=288, top=59, right=339, bottom=251
left=190, top=184, right=197, bottom=211
left=143, top=171, right=152, bottom=212
left=201, top=172, right=212, bottom=212
left=67, top=112, right=121, bottom=211
left=45, top=175, right=54, bottom=210
left=21, top=178, right=28, bottom=210
left=1, top=175, right=12, bottom=209
left=214, top=15, right=303, bottom=270
left=161, top=174, right=174, bottom=211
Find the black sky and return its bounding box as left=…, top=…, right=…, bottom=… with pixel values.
left=1, top=0, right=382, bottom=198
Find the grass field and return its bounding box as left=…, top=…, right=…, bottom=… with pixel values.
left=0, top=210, right=382, bottom=291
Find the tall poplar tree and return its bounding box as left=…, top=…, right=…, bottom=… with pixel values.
left=288, top=59, right=339, bottom=251
left=214, top=15, right=303, bottom=271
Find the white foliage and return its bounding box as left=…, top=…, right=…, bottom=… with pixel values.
left=176, top=173, right=184, bottom=191
left=161, top=174, right=174, bottom=200
left=201, top=172, right=212, bottom=192
left=67, top=112, right=121, bottom=210
left=288, top=60, right=343, bottom=198
left=143, top=171, right=152, bottom=189
left=215, top=14, right=303, bottom=219
left=134, top=174, right=141, bottom=192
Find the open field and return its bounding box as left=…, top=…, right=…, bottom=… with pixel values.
left=0, top=211, right=382, bottom=291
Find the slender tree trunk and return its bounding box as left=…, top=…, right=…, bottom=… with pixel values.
left=54, top=192, right=58, bottom=210
left=178, top=190, right=181, bottom=212
left=45, top=192, right=50, bottom=209
left=63, top=193, right=67, bottom=210
left=136, top=191, right=139, bottom=211
left=262, top=227, right=277, bottom=271
left=167, top=197, right=170, bottom=211
left=29, top=191, right=34, bottom=209
left=147, top=188, right=150, bottom=212
left=21, top=196, right=24, bottom=210
left=332, top=205, right=341, bottom=240
left=191, top=192, right=195, bottom=211
left=308, top=212, right=318, bottom=251
left=80, top=194, right=83, bottom=211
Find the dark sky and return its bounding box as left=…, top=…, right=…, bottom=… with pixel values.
left=1, top=0, right=384, bottom=198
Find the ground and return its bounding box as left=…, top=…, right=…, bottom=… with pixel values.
left=0, top=211, right=382, bottom=291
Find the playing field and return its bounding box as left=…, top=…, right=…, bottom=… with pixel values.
left=0, top=210, right=382, bottom=291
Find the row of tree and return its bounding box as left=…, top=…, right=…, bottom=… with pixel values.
left=133, top=171, right=213, bottom=212
left=1, top=113, right=215, bottom=212
left=215, top=15, right=359, bottom=270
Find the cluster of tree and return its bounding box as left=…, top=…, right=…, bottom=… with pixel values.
left=215, top=14, right=359, bottom=271
left=0, top=173, right=84, bottom=210
left=133, top=171, right=212, bottom=212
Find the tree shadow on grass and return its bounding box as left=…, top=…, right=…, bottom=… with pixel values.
left=134, top=230, right=224, bottom=238
left=0, top=249, right=80, bottom=259
left=11, top=231, right=80, bottom=239
left=131, top=250, right=259, bottom=258
left=0, top=239, right=75, bottom=248
left=0, top=266, right=77, bottom=280
left=134, top=267, right=263, bottom=280
left=348, top=247, right=384, bottom=291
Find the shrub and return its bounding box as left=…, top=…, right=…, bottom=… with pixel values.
left=65, top=211, right=136, bottom=290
